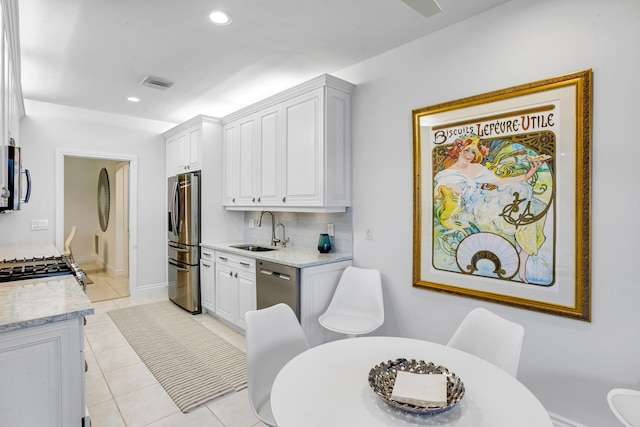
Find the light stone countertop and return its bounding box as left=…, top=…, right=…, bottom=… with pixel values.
left=200, top=241, right=352, bottom=268
left=0, top=244, right=94, bottom=332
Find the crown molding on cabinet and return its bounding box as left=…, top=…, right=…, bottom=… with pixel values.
left=222, top=74, right=354, bottom=125
left=162, top=114, right=221, bottom=138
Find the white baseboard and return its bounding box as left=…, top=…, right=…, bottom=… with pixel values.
left=549, top=411, right=587, bottom=427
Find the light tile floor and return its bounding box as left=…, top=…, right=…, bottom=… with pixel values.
left=81, top=262, right=130, bottom=302
left=85, top=295, right=266, bottom=427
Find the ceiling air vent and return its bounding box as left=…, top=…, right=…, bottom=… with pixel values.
left=139, top=75, right=175, bottom=90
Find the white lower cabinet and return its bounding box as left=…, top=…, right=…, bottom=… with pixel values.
left=299, top=260, right=352, bottom=347
left=0, top=318, right=87, bottom=427
left=213, top=251, right=256, bottom=330
left=200, top=249, right=215, bottom=313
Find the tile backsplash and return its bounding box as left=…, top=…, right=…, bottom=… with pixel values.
left=242, top=209, right=353, bottom=254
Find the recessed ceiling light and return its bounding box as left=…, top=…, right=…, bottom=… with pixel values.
left=127, top=97, right=140, bottom=102
left=208, top=10, right=231, bottom=25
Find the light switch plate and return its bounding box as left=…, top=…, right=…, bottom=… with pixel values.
left=327, top=223, right=335, bottom=236
left=366, top=228, right=374, bottom=240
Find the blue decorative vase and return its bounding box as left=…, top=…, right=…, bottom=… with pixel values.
left=318, top=233, right=332, bottom=253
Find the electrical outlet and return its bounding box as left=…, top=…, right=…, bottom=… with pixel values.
left=249, top=219, right=255, bottom=229
left=327, top=223, right=335, bottom=236
left=366, top=228, right=374, bottom=240
left=30, top=219, right=49, bottom=231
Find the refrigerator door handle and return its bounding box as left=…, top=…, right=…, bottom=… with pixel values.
left=168, top=244, right=189, bottom=253
left=171, top=181, right=180, bottom=233
left=168, top=260, right=190, bottom=272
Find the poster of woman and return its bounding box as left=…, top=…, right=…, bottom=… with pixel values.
left=412, top=70, right=591, bottom=320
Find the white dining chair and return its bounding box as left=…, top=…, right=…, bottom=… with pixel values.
left=63, top=225, right=77, bottom=263
left=318, top=266, right=384, bottom=338
left=245, top=303, right=310, bottom=427
left=447, top=307, right=524, bottom=377
left=608, top=388, right=640, bottom=426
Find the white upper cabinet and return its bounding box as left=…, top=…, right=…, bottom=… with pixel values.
left=164, top=117, right=206, bottom=176
left=222, top=74, right=353, bottom=212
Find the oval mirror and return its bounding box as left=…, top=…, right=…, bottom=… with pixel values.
left=97, top=168, right=110, bottom=232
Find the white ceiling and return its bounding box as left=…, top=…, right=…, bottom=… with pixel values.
left=18, top=0, right=508, bottom=124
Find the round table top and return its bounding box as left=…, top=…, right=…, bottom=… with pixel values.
left=271, top=336, right=551, bottom=427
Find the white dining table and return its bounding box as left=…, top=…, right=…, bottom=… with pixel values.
left=271, top=336, right=552, bottom=427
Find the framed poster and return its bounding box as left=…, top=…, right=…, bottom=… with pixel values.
left=412, top=70, right=592, bottom=321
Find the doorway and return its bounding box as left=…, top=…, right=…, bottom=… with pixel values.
left=55, top=149, right=138, bottom=301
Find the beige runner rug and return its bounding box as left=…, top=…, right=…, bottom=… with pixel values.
left=108, top=301, right=247, bottom=413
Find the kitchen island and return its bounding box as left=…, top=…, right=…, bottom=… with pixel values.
left=0, top=244, right=94, bottom=427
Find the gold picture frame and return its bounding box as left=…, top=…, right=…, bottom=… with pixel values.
left=412, top=70, right=592, bottom=321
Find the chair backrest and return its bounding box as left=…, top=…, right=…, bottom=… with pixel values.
left=447, top=307, right=524, bottom=377
left=245, top=303, right=310, bottom=426
left=64, top=225, right=77, bottom=256
left=607, top=388, right=640, bottom=427
left=323, top=266, right=384, bottom=330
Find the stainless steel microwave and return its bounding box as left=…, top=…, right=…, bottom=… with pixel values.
left=1, top=145, right=31, bottom=213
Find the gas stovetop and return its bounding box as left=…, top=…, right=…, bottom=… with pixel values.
left=0, top=256, right=75, bottom=282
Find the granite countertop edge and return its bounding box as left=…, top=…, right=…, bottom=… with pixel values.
left=200, top=241, right=353, bottom=268
left=0, top=275, right=95, bottom=332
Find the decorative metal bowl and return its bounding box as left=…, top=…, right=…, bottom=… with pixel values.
left=368, top=358, right=465, bottom=415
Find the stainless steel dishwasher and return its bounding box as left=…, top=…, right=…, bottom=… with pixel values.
left=256, top=259, right=301, bottom=320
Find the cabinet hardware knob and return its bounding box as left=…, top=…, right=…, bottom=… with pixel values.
left=229, top=271, right=233, bottom=277
left=257, top=197, right=261, bottom=202
left=234, top=273, right=238, bottom=278
left=252, top=197, right=256, bottom=203
left=282, top=197, right=286, bottom=203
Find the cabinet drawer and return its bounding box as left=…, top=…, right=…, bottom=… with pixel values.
left=201, top=248, right=215, bottom=262
left=214, top=250, right=255, bottom=273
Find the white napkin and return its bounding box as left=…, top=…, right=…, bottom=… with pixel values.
left=391, top=371, right=448, bottom=407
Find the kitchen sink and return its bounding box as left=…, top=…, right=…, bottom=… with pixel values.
left=230, top=244, right=276, bottom=252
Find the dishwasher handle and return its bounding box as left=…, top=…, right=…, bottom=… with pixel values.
left=259, top=268, right=291, bottom=281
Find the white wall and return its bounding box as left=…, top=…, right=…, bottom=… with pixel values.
left=337, top=0, right=640, bottom=425
left=5, top=100, right=174, bottom=293
left=64, top=157, right=99, bottom=260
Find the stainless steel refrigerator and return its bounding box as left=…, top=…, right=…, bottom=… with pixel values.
left=167, top=171, right=201, bottom=313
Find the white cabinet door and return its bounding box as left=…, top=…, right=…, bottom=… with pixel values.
left=215, top=262, right=235, bottom=323
left=256, top=105, right=283, bottom=206
left=236, top=270, right=256, bottom=330
left=176, top=131, right=189, bottom=172
left=222, top=122, right=238, bottom=205
left=212, top=251, right=256, bottom=330
left=236, top=115, right=258, bottom=205
left=282, top=88, right=324, bottom=207
left=200, top=258, right=215, bottom=313
left=184, top=126, right=202, bottom=171
left=166, top=135, right=179, bottom=177
left=0, top=319, right=85, bottom=427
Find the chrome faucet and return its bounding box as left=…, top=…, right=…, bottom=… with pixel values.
left=275, top=223, right=290, bottom=248
left=257, top=211, right=279, bottom=246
